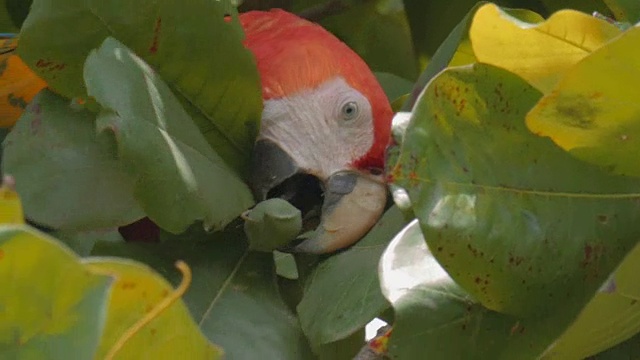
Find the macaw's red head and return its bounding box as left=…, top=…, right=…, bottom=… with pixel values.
left=240, top=9, right=393, bottom=253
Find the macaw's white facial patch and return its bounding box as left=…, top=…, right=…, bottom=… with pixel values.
left=259, top=77, right=374, bottom=180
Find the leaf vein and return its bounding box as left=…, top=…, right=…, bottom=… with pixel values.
left=396, top=175, right=640, bottom=199
left=198, top=251, right=249, bottom=325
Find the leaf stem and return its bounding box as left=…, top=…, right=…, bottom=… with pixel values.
left=104, top=260, right=192, bottom=360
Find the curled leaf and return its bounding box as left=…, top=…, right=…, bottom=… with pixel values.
left=470, top=3, right=620, bottom=93
left=526, top=27, right=640, bottom=177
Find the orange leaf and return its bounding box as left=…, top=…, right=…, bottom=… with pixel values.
left=0, top=38, right=47, bottom=128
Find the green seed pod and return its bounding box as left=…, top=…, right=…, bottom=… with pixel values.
left=243, top=198, right=302, bottom=252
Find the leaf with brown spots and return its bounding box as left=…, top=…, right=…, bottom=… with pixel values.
left=392, top=63, right=640, bottom=335
left=381, top=218, right=640, bottom=358
left=379, top=220, right=570, bottom=358
left=0, top=37, right=46, bottom=127
left=18, top=0, right=261, bottom=175
left=85, top=258, right=221, bottom=359
left=527, top=27, right=640, bottom=177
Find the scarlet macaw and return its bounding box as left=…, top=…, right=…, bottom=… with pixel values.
left=0, top=9, right=393, bottom=253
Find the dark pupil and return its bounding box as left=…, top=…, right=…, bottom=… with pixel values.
left=344, top=103, right=356, bottom=117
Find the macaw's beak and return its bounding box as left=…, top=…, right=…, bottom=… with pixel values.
left=250, top=139, right=388, bottom=254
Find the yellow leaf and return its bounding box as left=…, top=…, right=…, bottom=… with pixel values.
left=526, top=27, right=640, bottom=177
left=0, top=37, right=47, bottom=128
left=470, top=3, right=621, bottom=93
left=0, top=176, right=24, bottom=224
left=85, top=258, right=222, bottom=360
left=0, top=226, right=113, bottom=358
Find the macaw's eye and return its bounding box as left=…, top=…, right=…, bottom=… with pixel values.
left=369, top=167, right=383, bottom=176
left=341, top=101, right=359, bottom=121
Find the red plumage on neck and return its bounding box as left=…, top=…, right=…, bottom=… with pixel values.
left=239, top=9, right=392, bottom=171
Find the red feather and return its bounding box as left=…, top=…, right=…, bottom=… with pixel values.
left=239, top=9, right=392, bottom=171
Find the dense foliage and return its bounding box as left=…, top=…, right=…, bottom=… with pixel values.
left=1, top=0, right=640, bottom=359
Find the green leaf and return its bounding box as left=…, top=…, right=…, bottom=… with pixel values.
left=604, top=0, right=640, bottom=22
left=316, top=329, right=366, bottom=360
left=85, top=258, right=222, bottom=359
left=591, top=331, right=640, bottom=359
left=380, top=220, right=478, bottom=358
left=274, top=251, right=298, bottom=280
left=403, top=0, right=479, bottom=66
left=2, top=90, right=144, bottom=231
left=85, top=37, right=253, bottom=233
left=54, top=228, right=124, bottom=257
left=175, top=247, right=312, bottom=360
left=379, top=220, right=576, bottom=359
left=244, top=198, right=302, bottom=252
left=0, top=225, right=112, bottom=359
left=5, top=0, right=32, bottom=29
left=297, top=206, right=409, bottom=346
left=400, top=2, right=483, bottom=112
left=470, top=3, right=620, bottom=93
left=374, top=72, right=413, bottom=104
left=91, top=226, right=313, bottom=359
left=0, top=6, right=18, bottom=32
left=542, top=243, right=640, bottom=359
left=18, top=0, right=262, bottom=174
left=526, top=27, right=640, bottom=178
left=391, top=63, right=640, bottom=318
left=0, top=0, right=31, bottom=32
left=315, top=2, right=419, bottom=80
